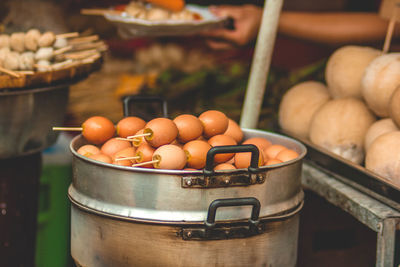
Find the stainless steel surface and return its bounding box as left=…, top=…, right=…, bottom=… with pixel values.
left=71, top=203, right=300, bottom=267
left=0, top=84, right=69, bottom=158
left=240, top=0, right=284, bottom=128
left=69, top=129, right=306, bottom=222
left=292, top=132, right=400, bottom=210
left=302, top=163, right=400, bottom=267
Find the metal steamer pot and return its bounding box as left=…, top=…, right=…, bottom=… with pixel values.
left=69, top=129, right=306, bottom=267
left=0, top=84, right=69, bottom=159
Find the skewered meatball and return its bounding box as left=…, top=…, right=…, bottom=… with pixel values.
left=36, top=59, right=51, bottom=71
left=146, top=7, right=170, bottom=20
left=0, top=34, right=10, bottom=49
left=24, top=29, right=41, bottom=51
left=10, top=32, right=25, bottom=53
left=4, top=51, right=20, bottom=70
left=53, top=37, right=68, bottom=49
left=19, top=52, right=35, bottom=70
left=38, top=32, right=56, bottom=47
left=35, top=47, right=54, bottom=61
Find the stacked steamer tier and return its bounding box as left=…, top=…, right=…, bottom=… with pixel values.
left=69, top=126, right=306, bottom=267
left=0, top=30, right=105, bottom=266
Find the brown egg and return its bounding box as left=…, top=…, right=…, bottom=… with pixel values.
left=264, top=144, right=287, bottom=159
left=265, top=159, right=283, bottom=166
left=214, top=163, right=236, bottom=171
left=225, top=157, right=235, bottom=165
left=153, top=145, right=187, bottom=170
left=173, top=114, right=204, bottom=143
left=112, top=147, right=137, bottom=165
left=144, top=118, right=178, bottom=147
left=116, top=117, right=146, bottom=138
left=82, top=116, right=115, bottom=145
left=198, top=110, right=229, bottom=138
left=88, top=153, right=112, bottom=164
left=183, top=140, right=212, bottom=169
left=234, top=150, right=264, bottom=169
left=276, top=149, right=299, bottom=162
left=135, top=143, right=155, bottom=168
left=224, top=119, right=244, bottom=143
left=100, top=138, right=131, bottom=157
left=131, top=128, right=147, bottom=147
left=208, top=134, right=237, bottom=163
left=243, top=137, right=272, bottom=155
left=77, top=144, right=100, bottom=157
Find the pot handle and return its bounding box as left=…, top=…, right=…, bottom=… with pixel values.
left=122, top=95, right=168, bottom=118
left=204, top=144, right=260, bottom=175
left=205, top=197, right=261, bottom=228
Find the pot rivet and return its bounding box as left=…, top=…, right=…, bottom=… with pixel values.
left=224, top=179, right=230, bottom=185
left=258, top=225, right=263, bottom=231
left=186, top=231, right=192, bottom=238
left=225, top=230, right=230, bottom=236
left=186, top=179, right=192, bottom=186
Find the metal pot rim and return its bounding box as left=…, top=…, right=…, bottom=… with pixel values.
left=70, top=128, right=307, bottom=175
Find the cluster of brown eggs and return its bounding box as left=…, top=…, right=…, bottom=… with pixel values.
left=74, top=110, right=299, bottom=170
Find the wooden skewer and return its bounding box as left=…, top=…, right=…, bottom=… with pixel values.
left=53, top=127, right=83, bottom=131
left=81, top=53, right=101, bottom=64
left=53, top=46, right=73, bottom=56
left=115, top=156, right=140, bottom=162
left=132, top=159, right=159, bottom=167
left=80, top=9, right=123, bottom=16
left=383, top=3, right=400, bottom=53
left=68, top=35, right=99, bottom=45
left=15, top=70, right=35, bottom=75
left=127, top=133, right=151, bottom=139
left=0, top=66, right=21, bottom=78
left=56, top=32, right=80, bottom=39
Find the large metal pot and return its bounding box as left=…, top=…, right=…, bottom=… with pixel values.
left=0, top=84, right=69, bottom=159
left=69, top=129, right=306, bottom=267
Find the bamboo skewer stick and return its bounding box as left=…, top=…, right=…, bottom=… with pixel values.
left=132, top=159, right=159, bottom=167
left=53, top=127, right=83, bottom=131
left=115, top=156, right=140, bottom=162
left=56, top=32, right=80, bottom=39
left=0, top=66, right=21, bottom=78
left=383, top=4, right=399, bottom=53
left=127, top=133, right=151, bottom=139
left=53, top=46, right=73, bottom=56
left=15, top=71, right=35, bottom=75
left=68, top=35, right=99, bottom=45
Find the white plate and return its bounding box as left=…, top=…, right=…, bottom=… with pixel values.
left=104, top=4, right=229, bottom=38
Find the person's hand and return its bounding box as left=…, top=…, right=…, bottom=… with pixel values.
left=202, top=5, right=263, bottom=50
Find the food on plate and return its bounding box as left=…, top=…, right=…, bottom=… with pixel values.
left=143, top=117, right=178, bottom=147
left=116, top=116, right=146, bottom=138
left=152, top=144, right=187, bottom=169
left=224, top=119, right=243, bottom=143
left=362, top=53, right=400, bottom=117
left=35, top=47, right=54, bottom=61
left=309, top=97, right=375, bottom=164
left=389, top=87, right=400, bottom=128
left=183, top=140, right=211, bottom=169
left=24, top=29, right=41, bottom=51
left=173, top=114, right=203, bottom=143
left=364, top=118, right=398, bottom=151
left=124, top=1, right=199, bottom=21
left=365, top=131, right=400, bottom=185
left=38, top=31, right=56, bottom=47
left=82, top=116, right=116, bottom=145
left=198, top=110, right=229, bottom=138
left=0, top=34, right=10, bottom=49
left=325, top=46, right=381, bottom=98
left=278, top=81, right=331, bottom=138
left=10, top=32, right=25, bottom=53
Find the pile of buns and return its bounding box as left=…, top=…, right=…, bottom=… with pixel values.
left=278, top=46, right=400, bottom=186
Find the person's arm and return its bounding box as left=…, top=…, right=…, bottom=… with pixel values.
left=279, top=12, right=399, bottom=45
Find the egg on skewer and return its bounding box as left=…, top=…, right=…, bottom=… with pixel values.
left=142, top=118, right=178, bottom=147
left=183, top=140, right=211, bottom=169
left=24, top=29, right=41, bottom=51
left=198, top=110, right=229, bottom=138
left=116, top=116, right=146, bottom=138
left=173, top=114, right=203, bottom=143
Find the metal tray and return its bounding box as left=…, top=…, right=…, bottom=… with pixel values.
left=283, top=132, right=400, bottom=211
